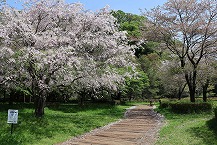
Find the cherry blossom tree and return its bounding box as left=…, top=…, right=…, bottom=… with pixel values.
left=0, top=0, right=135, bottom=117
left=145, top=0, right=217, bottom=102
left=159, top=58, right=187, bottom=100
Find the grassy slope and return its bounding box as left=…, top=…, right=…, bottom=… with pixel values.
left=156, top=101, right=217, bottom=145
left=0, top=103, right=131, bottom=145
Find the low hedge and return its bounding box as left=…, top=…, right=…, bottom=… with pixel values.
left=214, top=107, right=217, bottom=119
left=160, top=101, right=212, bottom=113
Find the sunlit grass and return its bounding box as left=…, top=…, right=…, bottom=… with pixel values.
left=0, top=103, right=130, bottom=145
left=2, top=99, right=217, bottom=145
left=156, top=100, right=217, bottom=145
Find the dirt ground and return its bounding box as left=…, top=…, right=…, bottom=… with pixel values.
left=56, top=105, right=164, bottom=145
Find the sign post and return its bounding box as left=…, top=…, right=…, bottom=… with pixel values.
left=7, top=109, right=18, bottom=134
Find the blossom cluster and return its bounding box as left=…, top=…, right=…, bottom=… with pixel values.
left=0, top=0, right=135, bottom=96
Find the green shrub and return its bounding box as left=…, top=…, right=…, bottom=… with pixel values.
left=160, top=101, right=212, bottom=113
left=160, top=101, right=170, bottom=108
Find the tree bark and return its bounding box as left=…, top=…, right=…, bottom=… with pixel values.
left=185, top=71, right=196, bottom=103
left=34, top=89, right=47, bottom=117
left=180, top=58, right=197, bottom=102
left=79, top=96, right=85, bottom=106
left=202, top=79, right=209, bottom=102
left=189, top=88, right=196, bottom=102
left=177, top=83, right=186, bottom=100
left=78, top=90, right=86, bottom=106
left=34, top=96, right=46, bottom=117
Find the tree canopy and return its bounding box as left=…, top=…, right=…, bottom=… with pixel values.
left=0, top=0, right=135, bottom=116
left=144, top=0, right=217, bottom=102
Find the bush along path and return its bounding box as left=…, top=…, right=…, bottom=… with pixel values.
left=56, top=105, right=164, bottom=145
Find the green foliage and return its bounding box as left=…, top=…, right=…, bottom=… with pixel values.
left=112, top=10, right=146, bottom=38
left=112, top=10, right=164, bottom=100
left=114, top=65, right=134, bottom=75
left=134, top=41, right=160, bottom=57
left=15, top=87, right=31, bottom=97
left=160, top=101, right=212, bottom=113
left=0, top=103, right=129, bottom=145
left=121, top=22, right=141, bottom=37
left=122, top=71, right=149, bottom=100
left=138, top=53, right=161, bottom=98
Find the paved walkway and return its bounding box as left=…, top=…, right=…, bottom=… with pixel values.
left=57, top=105, right=164, bottom=145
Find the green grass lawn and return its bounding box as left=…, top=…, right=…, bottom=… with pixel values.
left=156, top=100, right=217, bottom=145
left=0, top=103, right=131, bottom=145
left=2, top=99, right=217, bottom=145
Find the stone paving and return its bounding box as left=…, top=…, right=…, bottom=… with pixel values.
left=57, top=105, right=164, bottom=145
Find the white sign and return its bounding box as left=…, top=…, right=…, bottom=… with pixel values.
left=7, top=109, right=18, bottom=124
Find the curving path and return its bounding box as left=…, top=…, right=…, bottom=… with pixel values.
left=57, top=105, right=164, bottom=145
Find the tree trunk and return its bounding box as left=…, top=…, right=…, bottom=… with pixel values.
left=78, top=90, right=86, bottom=106
left=34, top=89, right=47, bottom=117
left=189, top=88, right=196, bottom=102
left=185, top=69, right=197, bottom=102
left=177, top=83, right=186, bottom=100
left=90, top=89, right=96, bottom=102
left=180, top=58, right=196, bottom=102
left=79, top=96, right=85, bottom=106
left=202, top=87, right=207, bottom=102
left=202, top=79, right=209, bottom=102
left=34, top=96, right=46, bottom=117
left=188, top=78, right=196, bottom=103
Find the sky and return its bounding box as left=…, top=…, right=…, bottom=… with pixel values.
left=6, top=0, right=167, bottom=15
